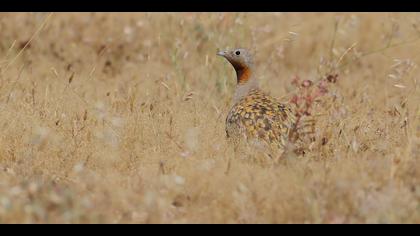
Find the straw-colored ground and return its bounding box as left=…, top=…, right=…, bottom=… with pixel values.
left=0, top=13, right=419, bottom=223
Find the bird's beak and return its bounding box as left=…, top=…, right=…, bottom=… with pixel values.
left=217, top=50, right=226, bottom=57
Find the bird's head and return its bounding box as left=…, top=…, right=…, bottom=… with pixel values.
left=217, top=48, right=255, bottom=85
left=217, top=48, right=254, bottom=71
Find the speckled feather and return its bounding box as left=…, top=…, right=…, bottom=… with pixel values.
left=226, top=89, right=297, bottom=150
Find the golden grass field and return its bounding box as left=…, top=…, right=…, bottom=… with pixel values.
left=0, top=12, right=419, bottom=223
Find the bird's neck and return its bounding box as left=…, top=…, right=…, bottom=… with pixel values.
left=233, top=67, right=259, bottom=103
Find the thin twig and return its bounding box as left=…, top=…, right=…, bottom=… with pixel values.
left=1, top=13, right=54, bottom=75
left=335, top=42, right=358, bottom=69
left=67, top=86, right=123, bottom=141
left=339, top=36, right=420, bottom=70
left=329, top=18, right=339, bottom=62
left=5, top=64, right=25, bottom=104
left=279, top=35, right=420, bottom=101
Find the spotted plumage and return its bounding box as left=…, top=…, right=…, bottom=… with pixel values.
left=217, top=48, right=299, bottom=152
left=226, top=89, right=298, bottom=150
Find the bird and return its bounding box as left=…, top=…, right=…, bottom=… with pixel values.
left=217, top=48, right=301, bottom=155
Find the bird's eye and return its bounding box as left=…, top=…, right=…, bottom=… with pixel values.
left=235, top=50, right=240, bottom=55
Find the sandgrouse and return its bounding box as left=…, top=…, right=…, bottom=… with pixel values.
left=217, top=48, right=298, bottom=153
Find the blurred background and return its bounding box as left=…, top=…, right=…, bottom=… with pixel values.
left=0, top=13, right=418, bottom=223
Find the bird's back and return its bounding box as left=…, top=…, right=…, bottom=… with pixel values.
left=226, top=89, right=297, bottom=150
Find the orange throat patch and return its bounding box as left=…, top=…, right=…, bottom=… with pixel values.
left=237, top=67, right=252, bottom=85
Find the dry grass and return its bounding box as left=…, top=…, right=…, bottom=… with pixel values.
left=0, top=12, right=419, bottom=223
